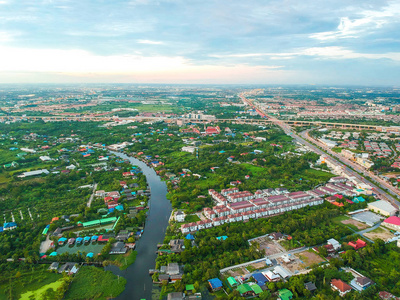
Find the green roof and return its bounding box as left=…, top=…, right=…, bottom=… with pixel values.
left=82, top=220, right=101, bottom=227
left=237, top=284, right=252, bottom=295
left=186, top=284, right=194, bottom=291
left=101, top=216, right=117, bottom=224
left=250, top=284, right=263, bottom=295
left=227, top=277, right=238, bottom=287
left=278, top=289, right=293, bottom=300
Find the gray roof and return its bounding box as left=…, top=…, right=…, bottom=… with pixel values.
left=368, top=200, right=397, bottom=213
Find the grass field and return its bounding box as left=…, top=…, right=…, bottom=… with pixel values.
left=0, top=267, right=61, bottom=300
left=108, top=250, right=138, bottom=270
left=64, top=266, right=126, bottom=300
left=184, top=214, right=201, bottom=223
left=20, top=278, right=64, bottom=300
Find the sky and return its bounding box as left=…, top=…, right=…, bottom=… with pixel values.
left=0, top=0, right=399, bottom=85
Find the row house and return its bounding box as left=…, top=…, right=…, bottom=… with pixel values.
left=288, top=191, right=312, bottom=202
left=204, top=220, right=213, bottom=228
left=329, top=176, right=347, bottom=183
left=197, top=220, right=206, bottom=230
left=250, top=198, right=270, bottom=208
left=221, top=187, right=239, bottom=196
left=214, top=206, right=231, bottom=217
left=266, top=195, right=290, bottom=206
left=203, top=207, right=217, bottom=219
left=227, top=193, right=254, bottom=203
left=181, top=223, right=190, bottom=234
left=228, top=201, right=255, bottom=213
left=316, top=186, right=335, bottom=196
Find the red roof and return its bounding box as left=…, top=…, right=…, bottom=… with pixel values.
left=97, top=235, right=109, bottom=242
left=384, top=216, right=400, bottom=226
left=331, top=279, right=352, bottom=293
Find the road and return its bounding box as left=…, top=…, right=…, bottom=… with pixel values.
left=87, top=182, right=98, bottom=208
left=301, top=130, right=400, bottom=208
left=239, top=94, right=400, bottom=209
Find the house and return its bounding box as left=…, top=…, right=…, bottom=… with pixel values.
left=236, top=284, right=253, bottom=297
left=348, top=239, right=367, bottom=250
left=208, top=278, right=223, bottom=291
left=3, top=222, right=17, bottom=231
left=174, top=211, right=185, bottom=222
left=351, top=276, right=374, bottom=291
left=304, top=282, right=317, bottom=293
left=167, top=292, right=184, bottom=300
left=58, top=262, right=76, bottom=274
left=353, top=196, right=365, bottom=203
left=48, top=262, right=59, bottom=271
left=68, top=238, right=75, bottom=245
left=58, top=237, right=67, bottom=245
left=278, top=289, right=293, bottom=300
left=169, top=239, right=185, bottom=253
left=331, top=279, right=352, bottom=296
left=252, top=273, right=268, bottom=285
left=327, top=238, right=341, bottom=250
left=263, top=270, right=280, bottom=282
left=227, top=276, right=238, bottom=287
left=110, top=242, right=127, bottom=254
left=382, top=216, right=400, bottom=231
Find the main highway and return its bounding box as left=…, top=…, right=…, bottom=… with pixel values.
left=239, top=93, right=400, bottom=208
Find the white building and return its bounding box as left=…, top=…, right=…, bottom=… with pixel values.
left=368, top=200, right=398, bottom=216
left=181, top=146, right=196, bottom=153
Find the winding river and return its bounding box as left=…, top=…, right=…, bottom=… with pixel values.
left=108, top=151, right=171, bottom=300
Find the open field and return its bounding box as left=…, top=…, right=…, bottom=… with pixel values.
left=20, top=279, right=64, bottom=300
left=341, top=219, right=369, bottom=230
left=249, top=236, right=284, bottom=256
left=283, top=250, right=326, bottom=273
left=364, top=226, right=395, bottom=241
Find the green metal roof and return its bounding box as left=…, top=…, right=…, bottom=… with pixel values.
left=250, top=284, right=263, bottom=294
left=227, top=276, right=238, bottom=287
left=236, top=284, right=252, bottom=295
left=278, top=288, right=293, bottom=300
left=186, top=284, right=194, bottom=291
left=82, top=220, right=101, bottom=227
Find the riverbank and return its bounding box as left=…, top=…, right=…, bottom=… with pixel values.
left=108, top=151, right=172, bottom=300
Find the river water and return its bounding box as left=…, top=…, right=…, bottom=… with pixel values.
left=108, top=151, right=172, bottom=300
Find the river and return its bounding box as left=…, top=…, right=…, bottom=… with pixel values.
left=108, top=151, right=172, bottom=300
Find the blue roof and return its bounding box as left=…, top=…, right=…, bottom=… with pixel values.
left=3, top=222, right=17, bottom=228
left=217, top=236, right=228, bottom=241
left=0, top=227, right=3, bottom=232
left=58, top=237, right=67, bottom=242
left=208, top=278, right=223, bottom=289
left=252, top=273, right=268, bottom=284
left=115, top=205, right=124, bottom=211
left=49, top=252, right=58, bottom=256
left=91, top=235, right=98, bottom=240
left=84, top=236, right=91, bottom=241
left=76, top=237, right=83, bottom=242
left=86, top=252, right=94, bottom=257
left=185, top=234, right=195, bottom=240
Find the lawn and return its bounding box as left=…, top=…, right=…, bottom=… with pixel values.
left=332, top=215, right=351, bottom=223
left=20, top=278, right=64, bottom=300
left=184, top=214, right=201, bottom=223
left=108, top=250, right=138, bottom=270
left=64, top=266, right=126, bottom=300
left=0, top=267, right=61, bottom=300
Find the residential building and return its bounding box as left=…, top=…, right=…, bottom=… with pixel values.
left=382, top=216, right=400, bottom=231
left=331, top=279, right=352, bottom=297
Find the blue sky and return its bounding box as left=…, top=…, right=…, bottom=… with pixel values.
left=0, top=0, right=399, bottom=84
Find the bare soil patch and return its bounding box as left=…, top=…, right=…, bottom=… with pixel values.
left=250, top=236, right=284, bottom=256
left=364, top=227, right=395, bottom=241
left=341, top=219, right=369, bottom=230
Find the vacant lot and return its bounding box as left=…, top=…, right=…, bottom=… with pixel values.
left=284, top=250, right=326, bottom=273
left=364, top=227, right=395, bottom=242
left=341, top=219, right=369, bottom=230
left=226, top=267, right=247, bottom=277
left=250, top=236, right=284, bottom=256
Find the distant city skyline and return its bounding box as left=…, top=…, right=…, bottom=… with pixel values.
left=0, top=0, right=399, bottom=85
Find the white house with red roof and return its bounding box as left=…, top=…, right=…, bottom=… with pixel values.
left=382, top=216, right=400, bottom=231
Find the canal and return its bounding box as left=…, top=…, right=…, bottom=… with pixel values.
left=109, top=151, right=172, bottom=300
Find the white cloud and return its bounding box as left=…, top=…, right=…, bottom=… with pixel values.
left=0, top=46, right=290, bottom=83
left=310, top=1, right=400, bottom=41
left=137, top=39, right=164, bottom=45
left=210, top=47, right=400, bottom=62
